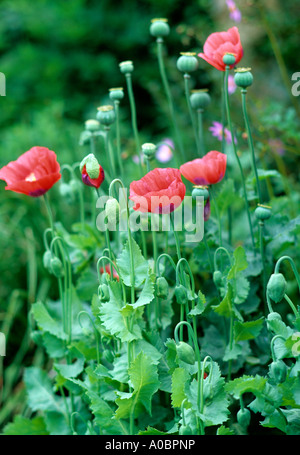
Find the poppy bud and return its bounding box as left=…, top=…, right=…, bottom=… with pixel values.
left=85, top=119, right=100, bottom=132
left=175, top=285, right=188, bottom=305
left=50, top=257, right=64, bottom=278
left=254, top=204, right=271, bottom=221
left=176, top=341, right=195, bottom=365
left=267, top=273, right=287, bottom=303
left=267, top=312, right=282, bottom=322
left=223, top=53, right=236, bottom=66
left=234, top=68, right=253, bottom=89
left=237, top=408, right=251, bottom=428
left=192, top=186, right=209, bottom=202
left=105, top=198, right=120, bottom=227
left=150, top=18, right=170, bottom=38
left=119, top=60, right=134, bottom=74
left=43, top=250, right=52, bottom=270
left=142, top=143, right=156, bottom=161
left=80, top=154, right=105, bottom=189
left=213, top=270, right=223, bottom=288
left=156, top=276, right=169, bottom=299
left=109, top=87, right=124, bottom=101
left=102, top=349, right=114, bottom=363
left=269, top=360, right=287, bottom=383
left=98, top=283, right=110, bottom=302
left=190, top=89, right=211, bottom=110
left=97, top=105, right=116, bottom=127
left=177, top=52, right=199, bottom=73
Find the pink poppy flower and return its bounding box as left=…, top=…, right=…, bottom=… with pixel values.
left=180, top=151, right=227, bottom=186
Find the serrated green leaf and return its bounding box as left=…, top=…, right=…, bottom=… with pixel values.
left=117, top=237, right=148, bottom=287
left=2, top=416, right=49, bottom=435
left=115, top=352, right=160, bottom=419
left=227, top=246, right=248, bottom=280
left=87, top=390, right=128, bottom=435
left=225, top=375, right=267, bottom=399
left=171, top=367, right=190, bottom=408
left=212, top=283, right=234, bottom=318
left=24, top=367, right=62, bottom=413
left=31, top=302, right=67, bottom=340
left=54, top=357, right=85, bottom=380
left=217, top=425, right=235, bottom=435
left=132, top=268, right=155, bottom=308
left=234, top=317, right=264, bottom=342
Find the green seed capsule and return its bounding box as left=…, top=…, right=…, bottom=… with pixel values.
left=177, top=52, right=199, bottom=73
left=97, top=105, right=116, bottom=127
left=192, top=186, right=209, bottom=201
left=269, top=360, right=287, bottom=383
left=50, top=257, right=64, bottom=278
left=237, top=408, right=251, bottom=428
left=109, top=87, right=124, bottom=101
left=156, top=276, right=169, bottom=299
left=119, top=60, right=134, bottom=74
left=234, top=68, right=253, bottom=88
left=190, top=90, right=211, bottom=110
left=267, top=273, right=287, bottom=303
left=254, top=205, right=271, bottom=221
left=150, top=18, right=170, bottom=38
left=85, top=119, right=100, bottom=132
left=223, top=53, right=236, bottom=65
left=175, top=285, right=188, bottom=305
left=176, top=341, right=195, bottom=365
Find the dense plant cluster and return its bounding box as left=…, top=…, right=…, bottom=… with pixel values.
left=0, top=2, right=299, bottom=437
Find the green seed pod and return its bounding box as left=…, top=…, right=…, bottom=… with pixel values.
left=234, top=68, right=253, bottom=88
left=192, top=186, right=209, bottom=202
left=237, top=408, right=251, bottom=428
left=156, top=276, right=169, bottom=299
left=269, top=360, right=287, bottom=383
left=267, top=312, right=282, bottom=322
left=43, top=250, right=52, bottom=270
left=119, top=60, right=134, bottom=74
left=98, top=283, right=110, bottom=302
left=97, top=105, right=116, bottom=127
left=267, top=273, right=287, bottom=303
left=254, top=204, right=272, bottom=221
left=85, top=119, right=100, bottom=132
left=190, top=89, right=211, bottom=110
left=175, top=285, right=188, bottom=305
left=223, top=53, right=236, bottom=65
left=177, top=52, right=199, bottom=73
left=79, top=130, right=92, bottom=146
left=176, top=341, right=195, bottom=365
left=50, top=256, right=64, bottom=278
left=179, top=424, right=193, bottom=435
left=213, top=270, right=223, bottom=288
left=109, top=87, right=124, bottom=101
left=102, top=349, right=114, bottom=363
left=150, top=18, right=170, bottom=38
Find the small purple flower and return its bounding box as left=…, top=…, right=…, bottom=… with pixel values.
left=209, top=121, right=237, bottom=144
left=268, top=138, right=285, bottom=156
left=226, top=0, right=242, bottom=23
left=156, top=139, right=174, bottom=163
left=228, top=74, right=237, bottom=95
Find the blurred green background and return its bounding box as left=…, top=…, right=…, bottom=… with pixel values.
left=0, top=0, right=299, bottom=427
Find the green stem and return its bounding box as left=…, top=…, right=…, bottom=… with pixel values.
left=197, top=109, right=205, bottom=157
left=259, top=220, right=267, bottom=313
left=114, top=100, right=124, bottom=180
left=170, top=212, right=181, bottom=261
left=275, top=256, right=300, bottom=293
left=224, top=66, right=255, bottom=249
left=241, top=90, right=263, bottom=204
left=184, top=74, right=201, bottom=157
left=284, top=294, right=299, bottom=318
left=104, top=127, right=116, bottom=176
left=156, top=38, right=185, bottom=163
left=125, top=73, right=143, bottom=176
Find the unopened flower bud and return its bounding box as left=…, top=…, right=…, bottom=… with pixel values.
left=43, top=250, right=52, bottom=270
left=96, top=105, right=115, bottom=127
left=175, top=285, right=188, bottom=305
left=213, top=270, right=223, bottom=288
left=267, top=273, right=287, bottom=303
left=177, top=52, right=199, bottom=73
left=269, top=359, right=287, bottom=383
left=142, top=143, right=156, bottom=161
left=156, top=276, right=169, bottom=299
left=119, top=60, right=134, bottom=74
left=150, top=18, right=170, bottom=38
left=237, top=408, right=251, bottom=429
left=190, top=89, right=211, bottom=110
left=80, top=154, right=104, bottom=189
left=105, top=198, right=120, bottom=227
left=176, top=341, right=195, bottom=365
left=50, top=256, right=64, bottom=278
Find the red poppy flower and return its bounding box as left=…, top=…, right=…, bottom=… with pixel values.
left=198, top=26, right=243, bottom=71
left=100, top=264, right=119, bottom=281
left=81, top=164, right=105, bottom=189
left=0, top=147, right=61, bottom=197
left=180, top=151, right=227, bottom=186
left=129, top=168, right=186, bottom=214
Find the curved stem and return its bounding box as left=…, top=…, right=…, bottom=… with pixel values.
left=241, top=89, right=263, bottom=204
left=284, top=294, right=299, bottom=318
left=224, top=66, right=255, bottom=249
left=78, top=311, right=100, bottom=365
left=214, top=246, right=232, bottom=272
left=156, top=253, right=177, bottom=275
left=270, top=334, right=286, bottom=362
left=97, top=256, right=126, bottom=303
left=275, top=256, right=300, bottom=293
left=114, top=100, right=124, bottom=180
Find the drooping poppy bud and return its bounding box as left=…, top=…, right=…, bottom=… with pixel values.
left=269, top=360, right=287, bottom=383
left=175, top=285, right=188, bottom=305
left=156, top=276, right=169, bottom=299
left=176, top=341, right=195, bottom=365
left=237, top=408, right=251, bottom=428
left=50, top=256, right=64, bottom=278
left=267, top=273, right=287, bottom=303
